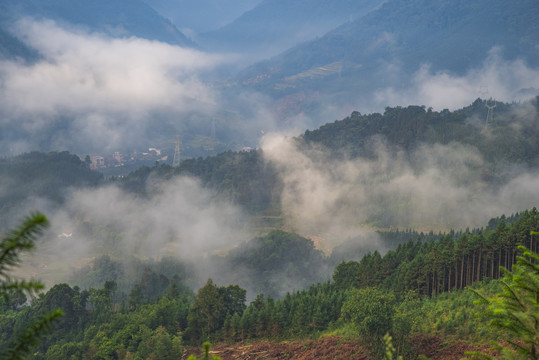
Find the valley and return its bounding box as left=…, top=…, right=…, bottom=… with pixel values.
left=0, top=1, right=538, bottom=359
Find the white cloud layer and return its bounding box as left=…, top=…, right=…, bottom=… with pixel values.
left=22, top=176, right=249, bottom=286
left=373, top=48, right=539, bottom=111
left=261, top=133, right=539, bottom=246
left=0, top=18, right=226, bottom=153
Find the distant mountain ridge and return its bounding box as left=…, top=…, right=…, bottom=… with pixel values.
left=0, top=0, right=193, bottom=61
left=199, top=0, right=384, bottom=58
left=142, top=0, right=261, bottom=34
left=237, top=0, right=539, bottom=120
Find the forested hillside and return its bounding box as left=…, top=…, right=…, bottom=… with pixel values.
left=114, top=97, right=539, bottom=228
left=1, top=208, right=538, bottom=359
left=239, top=0, right=539, bottom=114
left=0, top=152, right=102, bottom=227
left=0, top=98, right=538, bottom=358
left=1, top=0, right=538, bottom=357
left=301, top=98, right=539, bottom=167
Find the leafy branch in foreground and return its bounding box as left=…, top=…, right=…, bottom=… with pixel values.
left=0, top=212, right=49, bottom=296
left=1, top=310, right=63, bottom=360
left=466, top=245, right=539, bottom=360
left=0, top=212, right=64, bottom=360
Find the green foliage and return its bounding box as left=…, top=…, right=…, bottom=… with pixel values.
left=226, top=230, right=329, bottom=298
left=0, top=213, right=64, bottom=360
left=341, top=286, right=400, bottom=359
left=0, top=212, right=48, bottom=296
left=466, top=246, right=539, bottom=360
left=118, top=149, right=281, bottom=213
left=1, top=209, right=538, bottom=357
left=188, top=279, right=226, bottom=342
left=342, top=287, right=396, bottom=344
left=187, top=280, right=248, bottom=344
left=328, top=208, right=539, bottom=300
left=384, top=334, right=403, bottom=360
left=0, top=152, right=103, bottom=225
left=333, top=260, right=361, bottom=290
left=72, top=255, right=192, bottom=300
left=186, top=342, right=222, bottom=360
left=302, top=100, right=539, bottom=172
left=1, top=310, right=63, bottom=360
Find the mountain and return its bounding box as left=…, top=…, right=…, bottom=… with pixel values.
left=0, top=151, right=103, bottom=228
left=0, top=0, right=193, bottom=58
left=301, top=98, right=539, bottom=167
left=114, top=97, right=539, bottom=230
left=0, top=2, right=40, bottom=61
left=238, top=0, right=539, bottom=119
left=142, top=0, right=261, bottom=34
left=199, top=0, right=384, bottom=58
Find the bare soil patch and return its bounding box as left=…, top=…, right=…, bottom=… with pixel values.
left=183, top=334, right=496, bottom=360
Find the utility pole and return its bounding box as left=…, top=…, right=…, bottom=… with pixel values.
left=172, top=136, right=181, bottom=167
left=485, top=98, right=496, bottom=129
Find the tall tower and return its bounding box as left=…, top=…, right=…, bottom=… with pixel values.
left=207, top=118, right=217, bottom=151
left=172, top=136, right=181, bottom=167
left=211, top=118, right=216, bottom=141
left=484, top=98, right=496, bottom=129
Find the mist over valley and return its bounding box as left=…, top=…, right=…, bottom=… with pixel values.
left=1, top=1, right=539, bottom=358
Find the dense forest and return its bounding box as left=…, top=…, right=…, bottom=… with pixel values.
left=1, top=208, right=538, bottom=359
left=1, top=0, right=538, bottom=357
left=304, top=99, right=539, bottom=165
left=1, top=98, right=539, bottom=358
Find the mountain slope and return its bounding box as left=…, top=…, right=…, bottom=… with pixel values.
left=238, top=0, right=539, bottom=119
left=1, top=0, right=193, bottom=55
left=142, top=0, right=261, bottom=34
left=0, top=2, right=39, bottom=61
left=199, top=0, right=383, bottom=57
left=0, top=151, right=103, bottom=228
left=114, top=97, right=539, bottom=232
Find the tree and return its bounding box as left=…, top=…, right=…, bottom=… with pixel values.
left=333, top=260, right=360, bottom=290
left=0, top=212, right=63, bottom=360
left=187, top=342, right=221, bottom=360
left=467, top=245, right=539, bottom=360
left=341, top=287, right=396, bottom=359
left=220, top=284, right=246, bottom=318
left=84, top=155, right=91, bottom=168
left=187, top=279, right=225, bottom=342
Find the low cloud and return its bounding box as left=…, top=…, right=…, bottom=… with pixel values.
left=23, top=176, right=249, bottom=286
left=261, top=133, right=539, bottom=247
left=373, top=48, right=539, bottom=111
left=0, top=18, right=227, bottom=153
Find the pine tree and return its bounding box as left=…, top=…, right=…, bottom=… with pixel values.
left=467, top=245, right=539, bottom=360
left=0, top=213, right=63, bottom=360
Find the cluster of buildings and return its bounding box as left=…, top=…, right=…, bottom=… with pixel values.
left=89, top=148, right=167, bottom=170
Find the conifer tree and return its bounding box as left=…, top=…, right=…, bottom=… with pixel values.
left=467, top=245, right=539, bottom=360
left=0, top=212, right=63, bottom=360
